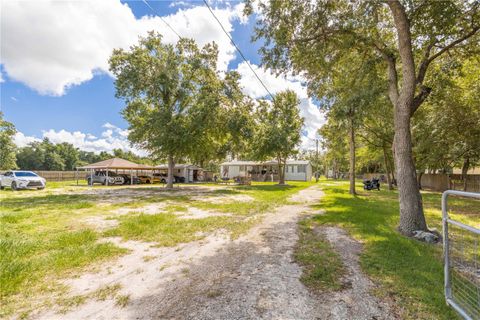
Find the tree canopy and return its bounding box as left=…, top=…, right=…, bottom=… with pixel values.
left=109, top=33, right=259, bottom=187
left=249, top=0, right=480, bottom=235
left=251, top=90, right=303, bottom=185
left=110, top=33, right=227, bottom=188
left=0, top=112, right=18, bottom=170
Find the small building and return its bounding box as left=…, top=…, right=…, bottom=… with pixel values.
left=156, top=164, right=204, bottom=183
left=220, top=160, right=312, bottom=182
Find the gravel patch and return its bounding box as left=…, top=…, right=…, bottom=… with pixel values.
left=34, top=233, right=231, bottom=319
left=82, top=216, right=119, bottom=231
left=113, top=203, right=168, bottom=216
left=191, top=194, right=254, bottom=203
left=178, top=207, right=231, bottom=219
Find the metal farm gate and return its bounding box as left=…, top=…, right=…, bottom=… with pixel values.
left=442, top=190, right=480, bottom=320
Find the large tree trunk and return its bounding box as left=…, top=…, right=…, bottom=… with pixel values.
left=461, top=157, right=470, bottom=191
left=394, top=108, right=427, bottom=235
left=417, top=171, right=423, bottom=190
left=383, top=144, right=393, bottom=190
left=333, top=159, right=337, bottom=179
left=277, top=157, right=286, bottom=185
left=391, top=145, right=396, bottom=186
left=349, top=117, right=356, bottom=195
left=387, top=0, right=428, bottom=235
left=167, top=155, right=175, bottom=189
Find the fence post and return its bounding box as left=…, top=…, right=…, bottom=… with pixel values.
left=441, top=192, right=451, bottom=301
left=442, top=190, right=480, bottom=320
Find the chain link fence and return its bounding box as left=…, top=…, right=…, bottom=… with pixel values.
left=442, top=190, right=480, bottom=320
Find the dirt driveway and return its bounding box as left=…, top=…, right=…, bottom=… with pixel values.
left=36, top=185, right=396, bottom=320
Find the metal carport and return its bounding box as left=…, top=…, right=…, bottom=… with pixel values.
left=76, top=158, right=156, bottom=186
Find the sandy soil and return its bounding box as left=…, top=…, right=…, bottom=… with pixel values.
left=113, top=203, right=169, bottom=216
left=179, top=207, right=231, bottom=219
left=190, top=194, right=254, bottom=203
left=33, top=185, right=398, bottom=320
left=75, top=185, right=220, bottom=199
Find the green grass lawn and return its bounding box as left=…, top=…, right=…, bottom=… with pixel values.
left=0, top=180, right=312, bottom=317
left=308, top=179, right=479, bottom=320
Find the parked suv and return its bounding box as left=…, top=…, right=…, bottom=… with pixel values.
left=86, top=171, right=124, bottom=185
left=174, top=175, right=185, bottom=183
left=153, top=173, right=168, bottom=183
left=118, top=174, right=141, bottom=185
left=152, top=173, right=185, bottom=183
left=138, top=175, right=161, bottom=184
left=0, top=171, right=46, bottom=190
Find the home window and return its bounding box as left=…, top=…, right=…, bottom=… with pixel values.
left=298, top=165, right=306, bottom=173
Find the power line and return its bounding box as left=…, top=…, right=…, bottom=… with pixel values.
left=142, top=0, right=182, bottom=40
left=142, top=0, right=274, bottom=100
left=202, top=0, right=275, bottom=100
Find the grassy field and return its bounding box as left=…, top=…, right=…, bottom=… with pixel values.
left=0, top=180, right=313, bottom=317
left=304, top=179, right=479, bottom=320
left=294, top=220, right=345, bottom=292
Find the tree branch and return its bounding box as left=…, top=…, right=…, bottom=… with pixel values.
left=416, top=39, right=437, bottom=84
left=385, top=54, right=400, bottom=103
left=416, top=25, right=480, bottom=85
left=429, top=26, right=480, bottom=63
left=411, top=85, right=432, bottom=115
left=387, top=0, right=417, bottom=98
left=368, top=40, right=400, bottom=103
left=360, top=122, right=393, bottom=145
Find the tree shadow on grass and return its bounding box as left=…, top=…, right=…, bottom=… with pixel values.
left=309, top=185, right=458, bottom=319
left=1, top=194, right=93, bottom=210
left=233, top=184, right=297, bottom=192
left=210, top=189, right=243, bottom=195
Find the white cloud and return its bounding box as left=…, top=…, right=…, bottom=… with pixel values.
left=138, top=3, right=246, bottom=70
left=169, top=1, right=193, bottom=9
left=235, top=61, right=325, bottom=150
left=13, top=132, right=41, bottom=147
left=103, top=122, right=129, bottom=137
left=13, top=123, right=146, bottom=156
left=1, top=0, right=244, bottom=95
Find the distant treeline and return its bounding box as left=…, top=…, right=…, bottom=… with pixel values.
left=15, top=138, right=153, bottom=171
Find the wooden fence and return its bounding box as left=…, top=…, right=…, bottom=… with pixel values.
left=0, top=170, right=81, bottom=182
left=362, top=173, right=480, bottom=193
left=0, top=170, right=170, bottom=182
left=422, top=174, right=480, bottom=193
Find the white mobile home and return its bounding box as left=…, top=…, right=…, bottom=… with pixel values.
left=220, top=160, right=312, bottom=182
left=156, top=164, right=204, bottom=183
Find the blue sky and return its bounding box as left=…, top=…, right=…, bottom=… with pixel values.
left=0, top=0, right=323, bottom=154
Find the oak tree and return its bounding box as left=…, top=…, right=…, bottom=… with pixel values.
left=0, top=112, right=17, bottom=170
left=252, top=90, right=303, bottom=185
left=248, top=0, right=479, bottom=235
left=110, top=33, right=223, bottom=189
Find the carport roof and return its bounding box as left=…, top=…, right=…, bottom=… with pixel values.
left=156, top=164, right=202, bottom=170
left=221, top=160, right=310, bottom=166
left=77, top=158, right=156, bottom=170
